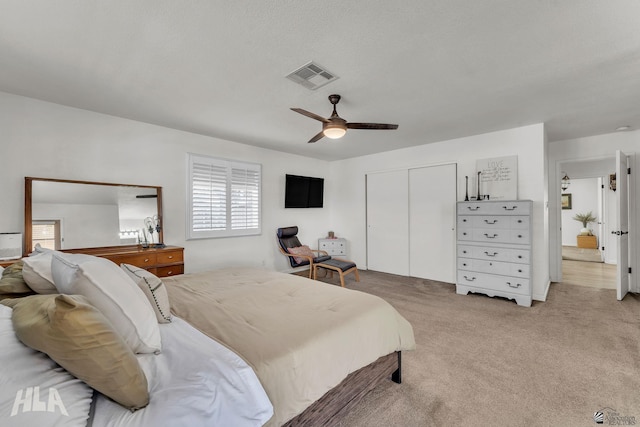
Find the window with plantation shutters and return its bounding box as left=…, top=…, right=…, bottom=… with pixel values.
left=188, top=154, right=261, bottom=239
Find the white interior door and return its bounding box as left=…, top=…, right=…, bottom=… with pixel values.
left=616, top=150, right=629, bottom=300
left=409, top=164, right=457, bottom=282
left=366, top=170, right=409, bottom=275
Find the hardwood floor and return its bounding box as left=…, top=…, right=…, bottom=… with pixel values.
left=561, top=259, right=616, bottom=289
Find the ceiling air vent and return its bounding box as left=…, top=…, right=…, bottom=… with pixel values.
left=286, top=61, right=339, bottom=90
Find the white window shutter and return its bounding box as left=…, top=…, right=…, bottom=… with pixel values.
left=188, top=154, right=261, bottom=239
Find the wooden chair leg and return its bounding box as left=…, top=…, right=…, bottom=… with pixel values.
left=354, top=268, right=360, bottom=282
left=339, top=272, right=345, bottom=287
left=308, top=263, right=313, bottom=279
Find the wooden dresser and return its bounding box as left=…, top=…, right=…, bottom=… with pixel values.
left=65, top=245, right=185, bottom=277
left=0, top=246, right=185, bottom=277
left=456, top=200, right=532, bottom=307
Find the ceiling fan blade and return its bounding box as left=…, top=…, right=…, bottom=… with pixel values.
left=346, top=122, right=399, bottom=130
left=308, top=131, right=325, bottom=143
left=291, top=108, right=329, bottom=123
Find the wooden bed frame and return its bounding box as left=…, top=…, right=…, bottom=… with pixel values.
left=283, top=351, right=402, bottom=426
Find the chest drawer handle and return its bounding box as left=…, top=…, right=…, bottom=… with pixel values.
left=462, top=263, right=467, bottom=267
left=517, top=220, right=523, bottom=223
left=518, top=269, right=523, bottom=273
left=144, top=258, right=150, bottom=263
left=484, top=233, right=498, bottom=239
left=462, top=250, right=468, bottom=254
left=517, top=234, right=523, bottom=238
left=507, top=282, right=521, bottom=288
left=484, top=219, right=498, bottom=224
left=502, top=205, right=517, bottom=211
left=462, top=219, right=468, bottom=222
left=463, top=232, right=468, bottom=236
left=517, top=255, right=523, bottom=259
left=167, top=255, right=173, bottom=259
left=467, top=206, right=480, bottom=211
left=463, top=275, right=476, bottom=282
left=484, top=251, right=498, bottom=257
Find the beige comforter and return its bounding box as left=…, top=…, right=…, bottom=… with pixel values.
left=164, top=268, right=415, bottom=426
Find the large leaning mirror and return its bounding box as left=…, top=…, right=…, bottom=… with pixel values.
left=25, top=177, right=163, bottom=253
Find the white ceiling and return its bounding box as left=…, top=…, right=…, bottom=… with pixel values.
left=1, top=1, right=639, bottom=161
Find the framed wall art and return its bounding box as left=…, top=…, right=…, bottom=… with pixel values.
left=561, top=193, right=572, bottom=210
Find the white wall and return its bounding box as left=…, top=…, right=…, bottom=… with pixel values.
left=0, top=91, right=331, bottom=273
left=329, top=124, right=550, bottom=302
left=560, top=178, right=600, bottom=246
left=548, top=130, right=639, bottom=291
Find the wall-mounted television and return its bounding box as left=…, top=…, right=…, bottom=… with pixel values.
left=285, top=174, right=324, bottom=208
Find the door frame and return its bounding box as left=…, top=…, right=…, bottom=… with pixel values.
left=549, top=154, right=637, bottom=293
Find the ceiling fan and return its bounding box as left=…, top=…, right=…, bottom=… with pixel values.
left=291, top=94, right=399, bottom=143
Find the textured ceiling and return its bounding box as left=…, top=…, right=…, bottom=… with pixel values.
left=1, top=1, right=639, bottom=161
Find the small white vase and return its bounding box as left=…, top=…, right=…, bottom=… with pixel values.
left=579, top=228, right=591, bottom=236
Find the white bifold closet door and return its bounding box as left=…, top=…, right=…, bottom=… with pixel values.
left=366, top=170, right=409, bottom=276
left=366, top=164, right=456, bottom=282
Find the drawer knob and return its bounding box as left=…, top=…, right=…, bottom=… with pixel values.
left=463, top=263, right=467, bottom=266
left=463, top=250, right=467, bottom=254
left=518, top=255, right=523, bottom=259
left=484, top=233, right=498, bottom=239
left=463, top=219, right=467, bottom=222
left=517, top=220, right=523, bottom=223
left=144, top=258, right=150, bottom=263
left=489, top=262, right=493, bottom=266
left=507, top=282, right=522, bottom=288
left=518, top=269, right=523, bottom=273
left=484, top=219, right=497, bottom=224
left=518, top=234, right=523, bottom=238
left=467, top=206, right=480, bottom=211
left=463, top=232, right=467, bottom=236
left=167, top=255, right=173, bottom=259
left=503, top=205, right=517, bottom=211
left=463, top=275, right=476, bottom=281
left=484, top=251, right=498, bottom=257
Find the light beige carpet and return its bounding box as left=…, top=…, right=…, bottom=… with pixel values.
left=562, top=245, right=603, bottom=263
left=310, top=270, right=640, bottom=427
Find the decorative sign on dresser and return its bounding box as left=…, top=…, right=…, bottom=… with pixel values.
left=318, top=238, right=347, bottom=257
left=456, top=200, right=532, bottom=307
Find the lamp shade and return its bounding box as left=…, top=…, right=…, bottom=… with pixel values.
left=323, top=125, right=346, bottom=139
left=561, top=173, right=570, bottom=192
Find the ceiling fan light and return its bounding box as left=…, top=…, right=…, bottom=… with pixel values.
left=323, top=126, right=346, bottom=139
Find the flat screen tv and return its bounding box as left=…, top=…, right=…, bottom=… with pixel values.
left=285, top=174, right=324, bottom=208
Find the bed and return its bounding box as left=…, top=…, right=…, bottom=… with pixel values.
left=0, top=251, right=415, bottom=426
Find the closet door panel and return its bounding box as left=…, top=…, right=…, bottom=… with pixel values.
left=366, top=170, right=409, bottom=275
left=409, top=164, right=457, bottom=282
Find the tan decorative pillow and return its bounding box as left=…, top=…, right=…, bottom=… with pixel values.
left=287, top=245, right=314, bottom=264
left=121, top=264, right=172, bottom=324
left=0, top=260, right=34, bottom=295
left=1, top=294, right=150, bottom=410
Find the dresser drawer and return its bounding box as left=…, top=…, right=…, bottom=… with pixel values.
left=458, top=245, right=530, bottom=264
left=457, top=270, right=530, bottom=295
left=105, top=253, right=158, bottom=268
left=156, top=264, right=184, bottom=277
left=458, top=201, right=531, bottom=216
left=470, top=229, right=530, bottom=245
left=157, top=250, right=183, bottom=265
left=458, top=258, right=511, bottom=276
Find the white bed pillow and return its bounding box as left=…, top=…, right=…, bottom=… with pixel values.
left=51, top=253, right=161, bottom=354
left=0, top=304, right=93, bottom=427
left=21, top=249, right=59, bottom=294
left=121, top=264, right=172, bottom=323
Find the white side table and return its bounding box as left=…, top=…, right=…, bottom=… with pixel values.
left=318, top=238, right=347, bottom=257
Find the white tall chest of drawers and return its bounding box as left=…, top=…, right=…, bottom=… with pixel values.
left=456, top=200, right=532, bottom=307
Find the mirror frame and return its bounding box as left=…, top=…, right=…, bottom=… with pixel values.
left=24, top=177, right=163, bottom=255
